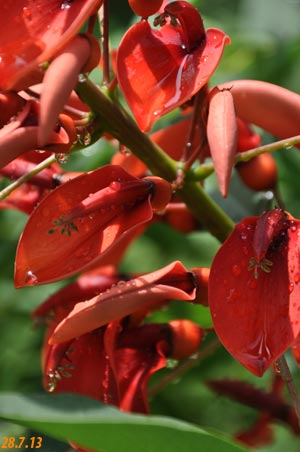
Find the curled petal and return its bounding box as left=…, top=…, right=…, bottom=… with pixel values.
left=38, top=35, right=94, bottom=146
left=50, top=261, right=197, bottom=344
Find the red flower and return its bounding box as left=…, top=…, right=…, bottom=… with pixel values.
left=117, top=1, right=229, bottom=131
left=15, top=165, right=172, bottom=287
left=49, top=260, right=200, bottom=344
left=0, top=0, right=102, bottom=91
left=208, top=208, right=300, bottom=376
left=33, top=265, right=203, bottom=414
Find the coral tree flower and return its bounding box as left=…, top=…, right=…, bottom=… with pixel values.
left=209, top=208, right=300, bottom=376
left=117, top=0, right=230, bottom=131
left=14, top=165, right=172, bottom=287
left=0, top=1, right=102, bottom=166
left=49, top=260, right=201, bottom=343
left=32, top=264, right=203, bottom=414
left=0, top=0, right=103, bottom=91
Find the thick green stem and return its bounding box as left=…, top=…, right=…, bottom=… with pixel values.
left=75, top=79, right=234, bottom=241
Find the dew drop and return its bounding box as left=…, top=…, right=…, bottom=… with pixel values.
left=294, top=272, right=300, bottom=284
left=289, top=283, right=294, bottom=293
left=117, top=280, right=126, bottom=288
left=240, top=232, right=247, bottom=240
left=226, top=287, right=237, bottom=303
left=22, top=6, right=32, bottom=19
left=109, top=181, right=121, bottom=191
left=273, top=362, right=281, bottom=374
left=25, top=270, right=38, bottom=285
left=60, top=0, right=73, bottom=10
left=231, top=264, right=242, bottom=277
left=78, top=73, right=87, bottom=83
left=181, top=44, right=187, bottom=51
left=153, top=110, right=159, bottom=117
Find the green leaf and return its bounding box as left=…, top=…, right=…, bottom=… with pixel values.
left=0, top=393, right=247, bottom=452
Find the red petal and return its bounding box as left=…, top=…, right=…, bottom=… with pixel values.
left=50, top=261, right=196, bottom=343
left=0, top=0, right=103, bottom=90
left=117, top=20, right=229, bottom=131
left=15, top=165, right=153, bottom=287
left=209, top=216, right=300, bottom=376
left=43, top=329, right=119, bottom=404
left=105, top=321, right=167, bottom=413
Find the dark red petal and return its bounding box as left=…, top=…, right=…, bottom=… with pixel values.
left=43, top=329, right=119, bottom=404
left=209, top=216, right=300, bottom=376
left=15, top=165, right=153, bottom=286
left=117, top=20, right=229, bottom=131
left=105, top=322, right=167, bottom=413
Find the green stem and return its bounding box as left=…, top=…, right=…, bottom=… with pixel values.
left=0, top=155, right=57, bottom=201
left=75, top=79, right=234, bottom=241
left=277, top=355, right=300, bottom=427
left=193, top=134, right=300, bottom=181
left=148, top=337, right=221, bottom=397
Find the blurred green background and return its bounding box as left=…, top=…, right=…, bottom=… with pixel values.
left=1, top=0, right=300, bottom=450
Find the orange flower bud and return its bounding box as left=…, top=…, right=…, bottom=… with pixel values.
left=144, top=176, right=172, bottom=211
left=237, top=153, right=277, bottom=192
left=168, top=319, right=203, bottom=359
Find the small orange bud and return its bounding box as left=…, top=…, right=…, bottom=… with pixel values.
left=237, top=153, right=277, bottom=191
left=144, top=176, right=172, bottom=211
left=168, top=319, right=203, bottom=359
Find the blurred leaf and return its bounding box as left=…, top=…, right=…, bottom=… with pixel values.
left=0, top=393, right=247, bottom=452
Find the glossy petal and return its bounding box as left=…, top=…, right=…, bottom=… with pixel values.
left=50, top=261, right=197, bottom=343
left=208, top=214, right=300, bottom=376
left=0, top=0, right=103, bottom=90
left=15, top=165, right=153, bottom=287
left=207, top=88, right=238, bottom=197
left=117, top=19, right=229, bottom=131
left=219, top=80, right=300, bottom=139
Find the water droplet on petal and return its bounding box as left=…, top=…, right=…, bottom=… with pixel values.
left=117, top=280, right=126, bottom=288
left=23, top=6, right=32, bottom=19
left=240, top=232, right=247, bottom=240
left=289, top=283, right=294, bottom=293
left=78, top=73, right=86, bottom=83
left=294, top=273, right=300, bottom=284
left=226, top=287, right=238, bottom=303
left=231, top=264, right=242, bottom=277
left=61, top=0, right=73, bottom=10
left=25, top=270, right=38, bottom=285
